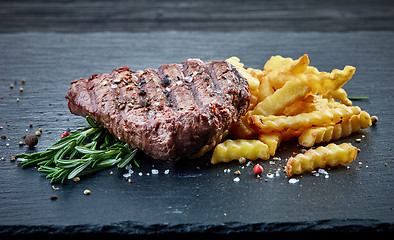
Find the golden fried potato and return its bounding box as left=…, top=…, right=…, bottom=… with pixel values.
left=298, top=111, right=372, bottom=147
left=265, top=54, right=310, bottom=90
left=211, top=139, right=270, bottom=165
left=249, top=106, right=361, bottom=134
left=211, top=54, right=373, bottom=179
left=258, top=133, right=281, bottom=156
left=285, top=143, right=358, bottom=177
left=250, top=79, right=311, bottom=116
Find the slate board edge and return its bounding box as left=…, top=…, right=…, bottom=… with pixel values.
left=1, top=219, right=393, bottom=236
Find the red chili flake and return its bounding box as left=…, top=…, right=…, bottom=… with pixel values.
left=253, top=164, right=263, bottom=175
left=61, top=132, right=70, bottom=139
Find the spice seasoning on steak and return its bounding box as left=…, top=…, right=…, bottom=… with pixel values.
left=65, top=59, right=250, bottom=161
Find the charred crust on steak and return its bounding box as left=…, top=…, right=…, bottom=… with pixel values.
left=65, top=59, right=250, bottom=161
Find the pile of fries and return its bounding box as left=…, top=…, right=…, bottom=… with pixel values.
left=210, top=54, right=374, bottom=177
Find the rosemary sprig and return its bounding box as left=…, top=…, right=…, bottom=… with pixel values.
left=348, top=96, right=369, bottom=100
left=16, top=116, right=139, bottom=184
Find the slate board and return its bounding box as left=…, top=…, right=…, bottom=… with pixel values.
left=0, top=31, right=393, bottom=236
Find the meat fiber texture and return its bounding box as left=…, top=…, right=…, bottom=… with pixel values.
left=66, top=59, right=250, bottom=161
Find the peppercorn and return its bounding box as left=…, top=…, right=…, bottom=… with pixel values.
left=60, top=131, right=69, bottom=139
left=253, top=164, right=263, bottom=175
left=25, top=135, right=38, bottom=148
left=371, top=115, right=378, bottom=125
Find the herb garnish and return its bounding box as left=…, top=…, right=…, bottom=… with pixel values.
left=16, top=116, right=139, bottom=184
left=348, top=96, right=369, bottom=100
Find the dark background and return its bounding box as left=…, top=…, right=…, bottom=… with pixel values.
left=0, top=0, right=393, bottom=237
left=1, top=0, right=394, bottom=33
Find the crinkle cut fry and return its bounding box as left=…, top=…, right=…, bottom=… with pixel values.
left=249, top=106, right=361, bottom=134
left=258, top=133, right=281, bottom=156
left=298, top=111, right=372, bottom=147
left=230, top=78, right=310, bottom=139
left=285, top=143, right=358, bottom=177
left=267, top=65, right=355, bottom=94
left=211, top=139, right=270, bottom=165
left=263, top=54, right=310, bottom=89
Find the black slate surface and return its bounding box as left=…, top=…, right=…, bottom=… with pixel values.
left=2, top=0, right=394, bottom=32
left=0, top=31, right=393, bottom=235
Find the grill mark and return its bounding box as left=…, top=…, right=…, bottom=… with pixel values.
left=156, top=66, right=179, bottom=110
left=206, top=61, right=224, bottom=102
left=181, top=61, right=203, bottom=109
left=160, top=64, right=196, bottom=111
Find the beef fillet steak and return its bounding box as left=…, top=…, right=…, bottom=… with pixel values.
left=66, top=59, right=250, bottom=161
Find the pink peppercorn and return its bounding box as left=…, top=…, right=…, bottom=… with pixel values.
left=61, top=132, right=70, bottom=139
left=253, top=164, right=263, bottom=175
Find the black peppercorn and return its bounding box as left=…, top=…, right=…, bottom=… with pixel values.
left=25, top=135, right=38, bottom=148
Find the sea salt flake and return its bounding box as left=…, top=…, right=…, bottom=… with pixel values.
left=233, top=177, right=240, bottom=182
left=151, top=169, right=159, bottom=174
left=288, top=178, right=299, bottom=184
left=318, top=168, right=328, bottom=175
left=123, top=173, right=131, bottom=178
left=164, top=169, right=170, bottom=174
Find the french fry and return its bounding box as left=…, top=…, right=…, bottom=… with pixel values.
left=250, top=79, right=311, bottom=116
left=249, top=106, right=361, bottom=134
left=258, top=133, right=281, bottom=156
left=211, top=139, right=270, bottom=165
left=231, top=78, right=310, bottom=139
left=298, top=111, right=372, bottom=147
left=211, top=54, right=373, bottom=179
left=323, top=88, right=352, bottom=106
left=265, top=54, right=310, bottom=90
left=285, top=143, right=358, bottom=177
left=247, top=68, right=275, bottom=102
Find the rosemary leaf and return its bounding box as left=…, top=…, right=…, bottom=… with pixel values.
left=348, top=96, right=369, bottom=100
left=15, top=116, right=139, bottom=184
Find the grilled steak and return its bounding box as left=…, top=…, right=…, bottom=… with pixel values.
left=66, top=59, right=250, bottom=161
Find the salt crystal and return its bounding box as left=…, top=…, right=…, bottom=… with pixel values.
left=318, top=168, right=328, bottom=175
left=288, top=178, right=299, bottom=184
left=138, top=172, right=143, bottom=176
left=164, top=169, right=170, bottom=174
left=111, top=84, right=117, bottom=89
left=324, top=175, right=329, bottom=179
left=233, top=177, right=240, bottom=182
left=123, top=172, right=131, bottom=178
left=151, top=169, right=159, bottom=174
left=267, top=173, right=274, bottom=178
